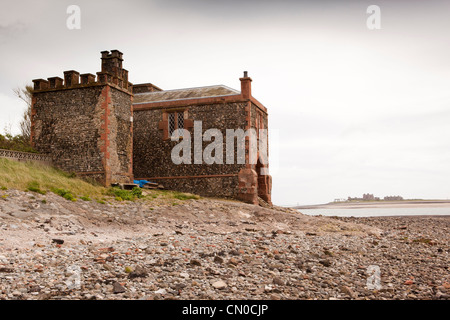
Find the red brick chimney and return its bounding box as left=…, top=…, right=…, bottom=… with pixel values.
left=101, top=50, right=123, bottom=76
left=240, top=71, right=252, bottom=99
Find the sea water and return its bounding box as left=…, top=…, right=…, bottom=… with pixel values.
left=297, top=207, right=450, bottom=217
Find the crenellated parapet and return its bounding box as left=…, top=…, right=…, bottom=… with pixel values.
left=32, top=50, right=133, bottom=94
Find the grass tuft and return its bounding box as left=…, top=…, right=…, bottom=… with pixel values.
left=51, top=188, right=77, bottom=201
left=26, top=181, right=47, bottom=195
left=108, top=187, right=143, bottom=201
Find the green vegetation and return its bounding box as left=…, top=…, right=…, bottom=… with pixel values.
left=0, top=157, right=105, bottom=199
left=124, top=266, right=133, bottom=273
left=107, top=186, right=143, bottom=201
left=0, top=133, right=37, bottom=153
left=1, top=85, right=35, bottom=153
left=172, top=191, right=200, bottom=200
left=0, top=157, right=201, bottom=204
left=51, top=188, right=77, bottom=202
left=26, top=181, right=47, bottom=195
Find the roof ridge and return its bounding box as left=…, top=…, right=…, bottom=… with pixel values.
left=132, top=93, right=240, bottom=105
left=133, top=84, right=240, bottom=95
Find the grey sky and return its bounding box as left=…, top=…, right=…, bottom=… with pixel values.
left=1, top=0, right=450, bottom=205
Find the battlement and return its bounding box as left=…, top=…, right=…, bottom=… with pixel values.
left=32, top=50, right=133, bottom=94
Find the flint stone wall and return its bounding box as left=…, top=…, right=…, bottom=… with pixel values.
left=33, top=87, right=105, bottom=173
left=133, top=102, right=248, bottom=197
left=32, top=85, right=132, bottom=185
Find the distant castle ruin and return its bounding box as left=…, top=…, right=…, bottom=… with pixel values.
left=347, top=194, right=403, bottom=201
left=31, top=50, right=272, bottom=205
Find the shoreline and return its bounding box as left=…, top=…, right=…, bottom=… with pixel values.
left=294, top=200, right=450, bottom=210
left=1, top=189, right=448, bottom=300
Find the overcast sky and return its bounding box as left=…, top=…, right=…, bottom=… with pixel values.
left=1, top=0, right=450, bottom=205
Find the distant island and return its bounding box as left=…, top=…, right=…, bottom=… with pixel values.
left=336, top=193, right=404, bottom=202
left=294, top=194, right=450, bottom=209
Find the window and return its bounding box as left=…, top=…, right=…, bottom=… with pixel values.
left=177, top=112, right=184, bottom=137
left=167, top=111, right=185, bottom=139
left=159, top=109, right=192, bottom=140
left=168, top=113, right=176, bottom=137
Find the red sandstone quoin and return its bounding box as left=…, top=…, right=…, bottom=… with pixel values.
left=31, top=50, right=272, bottom=205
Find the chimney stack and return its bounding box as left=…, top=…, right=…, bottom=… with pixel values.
left=240, top=71, right=252, bottom=99
left=101, top=49, right=123, bottom=76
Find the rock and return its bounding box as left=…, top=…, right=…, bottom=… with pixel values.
left=10, top=211, right=34, bottom=219
left=212, top=280, right=227, bottom=290
left=319, top=259, right=332, bottom=267
left=113, top=282, right=126, bottom=294
left=273, top=277, right=285, bottom=286
left=12, top=290, right=21, bottom=297
left=213, top=256, right=224, bottom=264
left=294, top=260, right=303, bottom=269
left=52, top=239, right=64, bottom=245
left=190, top=259, right=202, bottom=266
left=128, top=266, right=148, bottom=279
left=155, top=288, right=167, bottom=295
left=228, top=257, right=239, bottom=266
left=340, top=286, right=357, bottom=299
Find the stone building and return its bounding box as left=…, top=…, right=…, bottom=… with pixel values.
left=362, top=193, right=375, bottom=201
left=31, top=50, right=133, bottom=186
left=31, top=50, right=272, bottom=205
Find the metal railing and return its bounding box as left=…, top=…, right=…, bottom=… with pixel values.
left=0, top=148, right=52, bottom=165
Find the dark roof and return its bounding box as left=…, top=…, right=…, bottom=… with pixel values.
left=133, top=85, right=240, bottom=104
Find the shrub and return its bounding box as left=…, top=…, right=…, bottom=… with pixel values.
left=108, top=187, right=143, bottom=201
left=0, top=133, right=37, bottom=153
left=51, top=188, right=77, bottom=201
left=80, top=196, right=91, bottom=201
left=27, top=181, right=47, bottom=195
left=131, top=187, right=143, bottom=198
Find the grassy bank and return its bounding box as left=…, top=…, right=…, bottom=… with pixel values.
left=0, top=158, right=200, bottom=203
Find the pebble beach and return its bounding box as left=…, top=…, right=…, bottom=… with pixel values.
left=0, top=189, right=448, bottom=300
